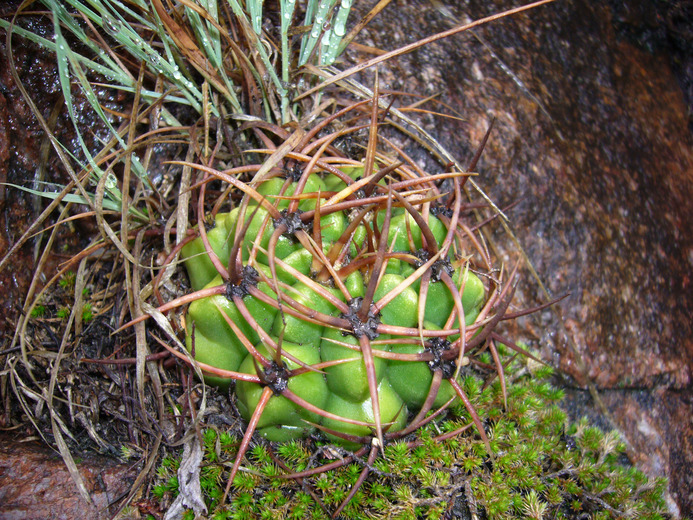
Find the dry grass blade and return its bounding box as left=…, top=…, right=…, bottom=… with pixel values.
left=296, top=0, right=556, bottom=101
left=151, top=0, right=227, bottom=101
left=37, top=256, right=93, bottom=504
left=338, top=0, right=392, bottom=53
left=252, top=128, right=307, bottom=183
left=363, top=69, right=381, bottom=181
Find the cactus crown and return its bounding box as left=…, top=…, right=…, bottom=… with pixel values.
left=173, top=96, right=521, bottom=511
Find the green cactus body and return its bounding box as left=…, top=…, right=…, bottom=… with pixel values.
left=181, top=166, right=487, bottom=446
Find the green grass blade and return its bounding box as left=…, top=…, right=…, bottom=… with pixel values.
left=247, top=0, right=264, bottom=34
left=299, top=0, right=338, bottom=66
left=323, top=0, right=352, bottom=64
left=3, top=183, right=122, bottom=212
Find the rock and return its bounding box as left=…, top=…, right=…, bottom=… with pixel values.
left=0, top=435, right=138, bottom=520
left=352, top=0, right=692, bottom=515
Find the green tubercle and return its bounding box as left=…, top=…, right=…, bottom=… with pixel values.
left=181, top=165, right=488, bottom=445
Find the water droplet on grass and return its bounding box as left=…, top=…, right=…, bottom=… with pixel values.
left=103, top=15, right=122, bottom=36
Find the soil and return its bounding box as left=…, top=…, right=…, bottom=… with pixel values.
left=1, top=0, right=692, bottom=517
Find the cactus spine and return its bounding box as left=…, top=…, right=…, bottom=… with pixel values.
left=175, top=100, right=516, bottom=509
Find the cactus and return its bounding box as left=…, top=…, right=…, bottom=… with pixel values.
left=171, top=100, right=521, bottom=510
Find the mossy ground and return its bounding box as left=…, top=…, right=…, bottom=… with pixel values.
left=149, top=349, right=669, bottom=520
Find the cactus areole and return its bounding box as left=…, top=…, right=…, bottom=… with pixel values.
left=181, top=154, right=502, bottom=449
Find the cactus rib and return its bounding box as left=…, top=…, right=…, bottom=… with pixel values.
left=166, top=98, right=519, bottom=513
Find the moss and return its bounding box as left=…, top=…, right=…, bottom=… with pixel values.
left=81, top=302, right=94, bottom=322
left=150, top=356, right=670, bottom=519
left=58, top=271, right=76, bottom=290
left=30, top=304, right=47, bottom=318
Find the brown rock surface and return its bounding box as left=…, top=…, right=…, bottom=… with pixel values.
left=0, top=435, right=137, bottom=520
left=0, top=5, right=141, bottom=519
left=352, top=0, right=692, bottom=515
left=0, top=4, right=94, bottom=342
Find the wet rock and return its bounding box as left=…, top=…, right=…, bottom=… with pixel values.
left=353, top=0, right=692, bottom=515
left=0, top=434, right=137, bottom=520
left=562, top=387, right=693, bottom=518
left=356, top=0, right=692, bottom=389
left=0, top=13, right=48, bottom=341
left=0, top=2, right=121, bottom=341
